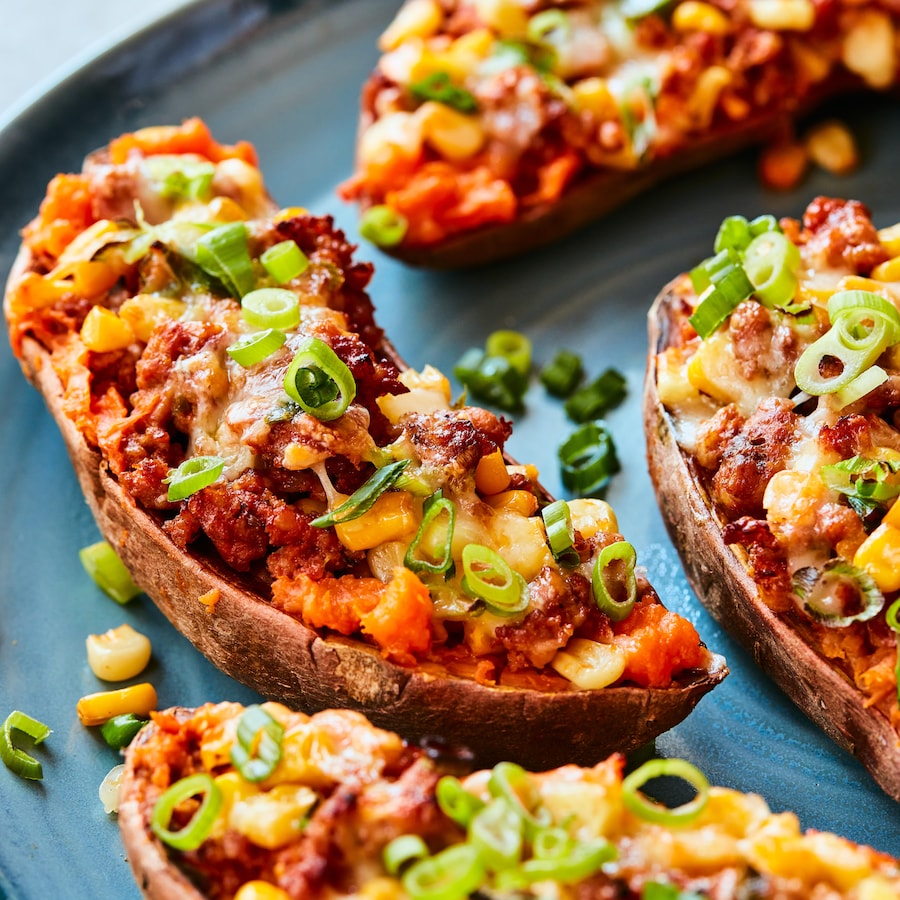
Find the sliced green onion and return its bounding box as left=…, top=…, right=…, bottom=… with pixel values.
left=532, top=826, right=574, bottom=860
left=461, top=545, right=529, bottom=616
left=409, top=71, right=478, bottom=114
left=226, top=327, right=287, bottom=367
left=592, top=541, right=637, bottom=622
left=284, top=337, right=357, bottom=421
left=827, top=290, right=900, bottom=341
left=485, top=330, right=532, bottom=378
left=743, top=231, right=801, bottom=309
left=484, top=38, right=554, bottom=75
left=821, top=455, right=900, bottom=509
left=688, top=263, right=754, bottom=339
left=689, top=248, right=735, bottom=296
left=749, top=214, right=781, bottom=238
left=488, top=762, right=550, bottom=835
left=540, top=349, right=583, bottom=397
left=527, top=9, right=571, bottom=44
left=791, top=559, right=884, bottom=627
left=0, top=711, right=51, bottom=781
left=312, top=460, right=410, bottom=528
left=100, top=713, right=147, bottom=751
left=402, top=843, right=485, bottom=900
left=622, top=758, right=709, bottom=826
left=468, top=797, right=523, bottom=871
left=150, top=773, right=222, bottom=851
left=384, top=834, right=430, bottom=876
left=229, top=704, right=284, bottom=783
left=834, top=365, right=888, bottom=409
left=713, top=215, right=752, bottom=256
left=517, top=839, right=615, bottom=884
left=619, top=75, right=657, bottom=161
left=164, top=456, right=226, bottom=502
left=454, top=347, right=528, bottom=413
left=79, top=541, right=142, bottom=604
left=564, top=368, right=627, bottom=424
left=261, top=240, right=309, bottom=283
left=542, top=499, right=580, bottom=568
left=194, top=222, right=255, bottom=298
left=241, top=288, right=301, bottom=331
left=436, top=775, right=485, bottom=827
left=886, top=598, right=900, bottom=710
left=558, top=421, right=620, bottom=497
left=642, top=882, right=706, bottom=900
left=360, top=205, right=408, bottom=248
left=405, top=493, right=456, bottom=575
left=144, top=155, right=216, bottom=202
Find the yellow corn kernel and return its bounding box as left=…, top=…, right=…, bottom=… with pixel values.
left=853, top=522, right=900, bottom=593
left=229, top=784, right=319, bottom=849
left=207, top=196, right=249, bottom=222
left=488, top=510, right=551, bottom=581
left=378, top=0, right=443, bottom=51
left=359, top=877, right=405, bottom=900
left=334, top=492, right=417, bottom=552
left=789, top=40, right=831, bottom=83
left=687, top=65, right=733, bottom=129
left=416, top=101, right=485, bottom=162
left=506, top=463, right=539, bottom=485
left=854, top=877, right=900, bottom=900
left=86, top=624, right=152, bottom=682
left=804, top=120, right=858, bottom=176
left=118, top=295, right=186, bottom=343
left=475, top=449, right=512, bottom=495
left=470, top=0, right=529, bottom=38
left=550, top=638, right=626, bottom=690
left=76, top=682, right=157, bottom=727
left=567, top=498, right=618, bottom=538
left=399, top=364, right=451, bottom=398
left=276, top=206, right=308, bottom=222
left=571, top=77, right=618, bottom=118
left=672, top=1, right=731, bottom=35
left=234, top=883, right=291, bottom=900
left=686, top=331, right=734, bottom=403
left=358, top=111, right=423, bottom=171
left=878, top=224, right=900, bottom=258
left=212, top=158, right=266, bottom=209
left=379, top=365, right=452, bottom=423
left=656, top=346, right=701, bottom=407
left=99, top=763, right=126, bottom=815
left=80, top=306, right=135, bottom=353
left=486, top=489, right=539, bottom=517
left=835, top=276, right=900, bottom=306
left=747, top=0, right=814, bottom=31
left=214, top=771, right=260, bottom=816
left=842, top=9, right=896, bottom=89
left=444, top=28, right=495, bottom=69
left=871, top=256, right=900, bottom=283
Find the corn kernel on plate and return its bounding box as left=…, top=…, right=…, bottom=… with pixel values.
left=0, top=1, right=898, bottom=898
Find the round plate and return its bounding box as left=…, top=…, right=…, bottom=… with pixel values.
left=0, top=2, right=898, bottom=897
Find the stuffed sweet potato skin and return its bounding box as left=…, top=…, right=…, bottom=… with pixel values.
left=644, top=280, right=900, bottom=802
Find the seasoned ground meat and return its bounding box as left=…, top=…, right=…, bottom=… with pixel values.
left=722, top=516, right=792, bottom=606
left=801, top=197, right=889, bottom=275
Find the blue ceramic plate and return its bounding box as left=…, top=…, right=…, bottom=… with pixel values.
left=0, top=2, right=897, bottom=896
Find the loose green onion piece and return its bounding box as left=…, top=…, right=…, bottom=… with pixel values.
left=79, top=541, right=142, bottom=604
left=194, top=222, right=255, bottom=298
left=226, top=327, right=287, bottom=367
left=454, top=348, right=528, bottom=413
left=592, top=540, right=637, bottom=622
left=405, top=493, right=456, bottom=575
left=835, top=365, right=888, bottom=409
left=749, top=214, right=781, bottom=238
left=402, top=843, right=485, bottom=900
left=540, top=349, right=583, bottom=397
left=820, top=454, right=900, bottom=506
left=743, top=231, right=801, bottom=309
left=284, top=336, right=357, bottom=421
left=164, top=456, right=226, bottom=503
left=642, top=882, right=706, bottom=900
left=150, top=773, right=222, bottom=851
left=241, top=288, right=301, bottom=331
left=564, top=367, right=627, bottom=424
left=532, top=826, right=574, bottom=860
left=827, top=290, right=900, bottom=343
left=541, top=499, right=580, bottom=568
left=488, top=761, right=550, bottom=835
left=100, top=713, right=147, bottom=751
left=485, top=330, right=532, bottom=378
left=461, top=544, right=529, bottom=616
left=311, top=459, right=410, bottom=528
left=688, top=263, right=754, bottom=339
left=229, top=704, right=284, bottom=782
left=527, top=8, right=571, bottom=43
left=409, top=71, right=478, bottom=114
left=689, top=248, right=734, bottom=295
left=261, top=240, right=309, bottom=283
left=621, top=758, right=710, bottom=826
left=144, top=155, right=216, bottom=202
left=886, top=598, right=900, bottom=709
left=359, top=205, right=409, bottom=248
left=517, top=839, right=616, bottom=884
left=468, top=797, right=524, bottom=871
left=713, top=215, right=752, bottom=256
left=791, top=560, right=884, bottom=627
left=558, top=421, right=620, bottom=497
left=436, top=775, right=485, bottom=827
left=384, top=834, right=430, bottom=876
left=0, top=711, right=51, bottom=781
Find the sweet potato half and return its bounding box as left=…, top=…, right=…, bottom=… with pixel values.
left=4, top=124, right=725, bottom=770
left=644, top=258, right=900, bottom=801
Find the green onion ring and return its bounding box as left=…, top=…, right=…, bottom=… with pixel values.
left=558, top=421, right=620, bottom=497
left=402, top=843, right=485, bottom=900
left=150, top=773, right=222, bottom=851
left=164, top=456, right=226, bottom=503
left=0, top=711, right=51, bottom=781
left=542, top=499, right=580, bottom=568
left=468, top=797, right=524, bottom=872
left=284, top=336, right=357, bottom=421
left=827, top=290, right=900, bottom=342
left=229, top=704, right=284, bottom=783
left=485, top=330, right=532, bottom=378
left=384, top=834, right=430, bottom=876
left=405, top=492, right=456, bottom=575
left=100, top=714, right=147, bottom=751
left=360, top=205, right=409, bottom=247
left=435, top=776, right=485, bottom=827
left=834, top=365, right=888, bottom=409
left=713, top=215, right=752, bottom=256
left=539, top=349, right=583, bottom=397
left=791, top=559, right=884, bottom=627
left=527, top=8, right=571, bottom=43
left=532, top=826, right=574, bottom=860
left=194, top=222, right=255, bottom=298
left=461, top=545, right=529, bottom=615
left=261, top=240, right=309, bottom=284
left=564, top=368, right=627, bottom=424
left=592, top=541, right=637, bottom=622
left=312, top=459, right=410, bottom=528
left=226, top=327, right=287, bottom=367
left=241, top=288, right=301, bottom=331
left=518, top=839, right=616, bottom=884
left=742, top=231, right=801, bottom=310
left=78, top=541, right=142, bottom=604
left=488, top=762, right=550, bottom=835
left=621, top=758, right=710, bottom=826
left=409, top=71, right=478, bottom=114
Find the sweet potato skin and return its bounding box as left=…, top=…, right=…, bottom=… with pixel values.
left=643, top=281, right=900, bottom=802
left=4, top=241, right=725, bottom=770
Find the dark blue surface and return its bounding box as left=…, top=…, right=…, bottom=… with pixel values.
left=0, top=1, right=897, bottom=896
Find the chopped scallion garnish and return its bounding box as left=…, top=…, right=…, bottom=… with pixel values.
left=79, top=541, right=142, bottom=604
left=194, top=222, right=255, bottom=298
left=226, top=327, right=287, bottom=367
left=151, top=773, right=222, bottom=851
left=409, top=71, right=478, bottom=114
left=592, top=541, right=637, bottom=621
left=539, top=349, right=583, bottom=397
left=621, top=758, right=709, bottom=826
left=261, top=240, right=309, bottom=283
left=241, top=287, right=301, bottom=331
left=564, top=367, right=626, bottom=423
left=284, top=337, right=357, bottom=421
left=312, top=460, right=410, bottom=528
left=461, top=545, right=529, bottom=616
left=164, top=456, right=226, bottom=502
left=230, top=704, right=284, bottom=782
left=0, top=711, right=51, bottom=781
left=558, top=421, right=620, bottom=497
